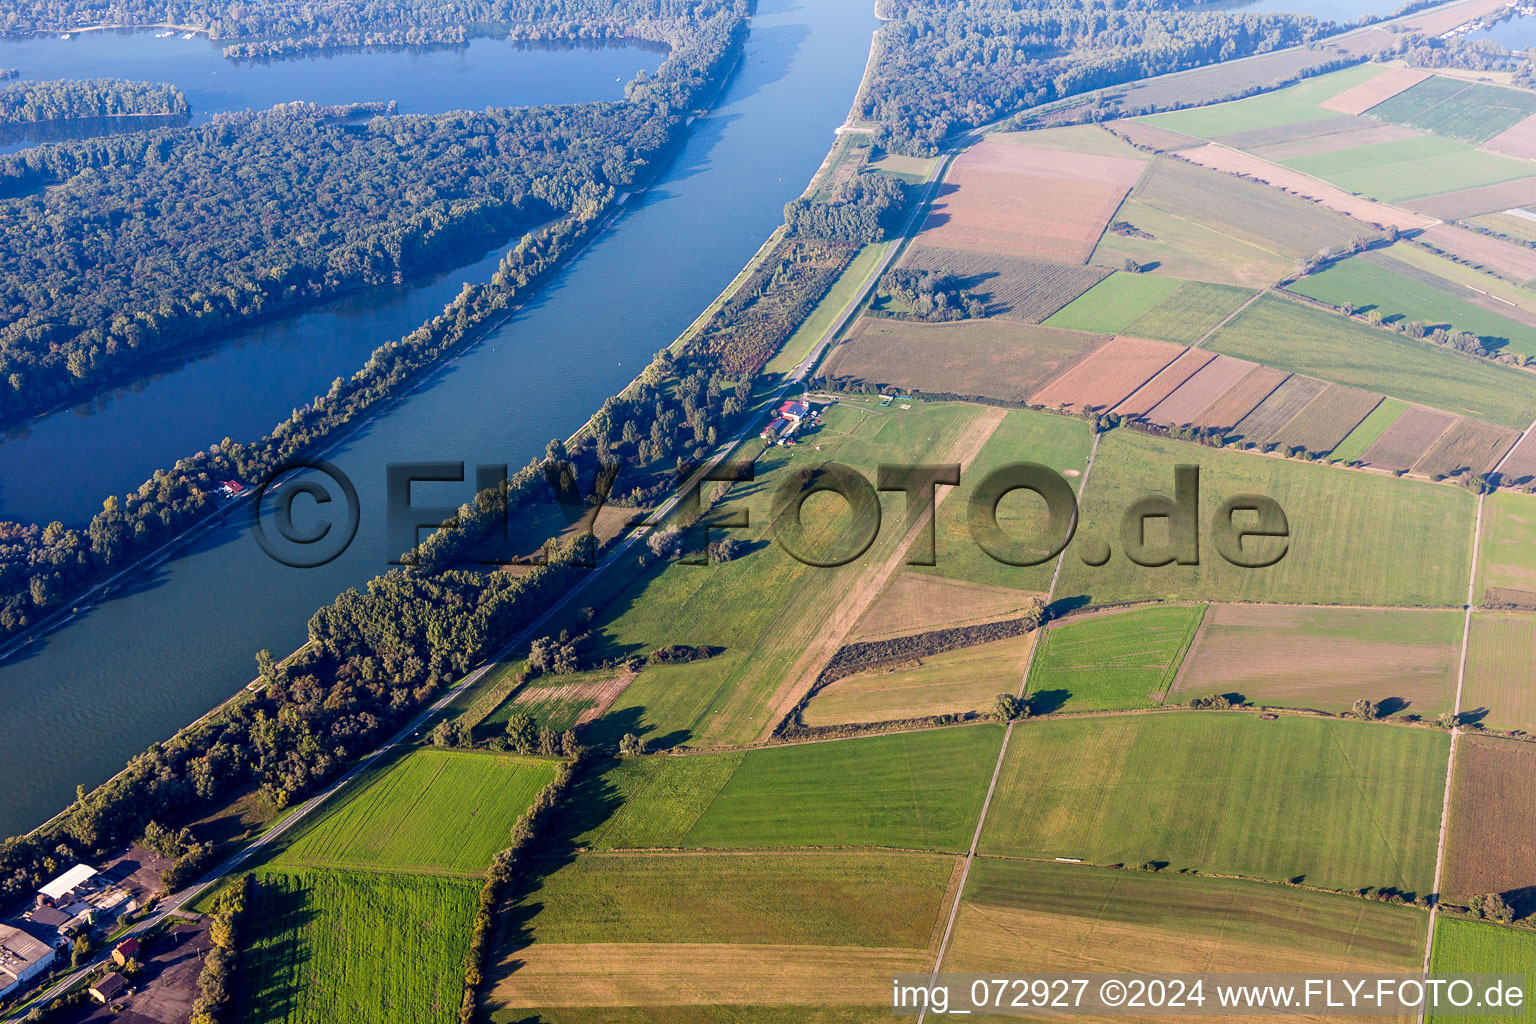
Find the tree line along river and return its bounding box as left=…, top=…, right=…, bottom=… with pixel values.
left=0, top=0, right=876, bottom=838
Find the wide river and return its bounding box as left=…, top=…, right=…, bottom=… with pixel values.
left=0, top=0, right=876, bottom=837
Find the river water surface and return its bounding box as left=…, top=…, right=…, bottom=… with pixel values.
left=0, top=0, right=876, bottom=838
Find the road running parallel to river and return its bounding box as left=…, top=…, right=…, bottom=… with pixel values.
left=0, top=0, right=878, bottom=839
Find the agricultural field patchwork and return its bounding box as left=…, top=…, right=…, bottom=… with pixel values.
left=1359, top=405, right=1457, bottom=474
left=1412, top=418, right=1519, bottom=480
left=1443, top=735, right=1536, bottom=906
left=1228, top=374, right=1329, bottom=445
left=1024, top=604, right=1205, bottom=712
left=240, top=868, right=478, bottom=1024
left=1205, top=295, right=1536, bottom=428
left=899, top=244, right=1108, bottom=322
left=1109, top=347, right=1215, bottom=418
left=1404, top=176, right=1536, bottom=220
left=947, top=859, right=1426, bottom=977
left=275, top=748, right=558, bottom=876
left=1330, top=397, right=1409, bottom=464
left=479, top=667, right=636, bottom=734
left=1120, top=281, right=1255, bottom=344
left=1166, top=604, right=1461, bottom=717
left=1028, top=334, right=1186, bottom=414
left=1367, top=77, right=1536, bottom=146
left=979, top=714, right=1448, bottom=894
left=1135, top=64, right=1379, bottom=138
left=1280, top=133, right=1535, bottom=205
left=1055, top=430, right=1475, bottom=607
left=1263, top=383, right=1383, bottom=456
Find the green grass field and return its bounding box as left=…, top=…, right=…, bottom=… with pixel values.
left=1137, top=64, right=1377, bottom=138
left=914, top=407, right=1093, bottom=594
left=511, top=850, right=954, bottom=947
left=591, top=725, right=1002, bottom=852
left=950, top=858, right=1426, bottom=975
left=1025, top=605, right=1205, bottom=711
left=1043, top=272, right=1183, bottom=334
left=1288, top=254, right=1536, bottom=358
left=802, top=632, right=1035, bottom=725
left=275, top=749, right=557, bottom=876
left=1206, top=295, right=1536, bottom=428
left=1122, top=281, right=1255, bottom=344
left=1427, top=919, right=1536, bottom=1023
left=1369, top=78, right=1536, bottom=145
left=979, top=714, right=1448, bottom=894
left=1054, top=430, right=1475, bottom=607
left=1476, top=491, right=1536, bottom=599
left=1330, top=397, right=1409, bottom=464
left=1281, top=133, right=1535, bottom=204
left=765, top=241, right=892, bottom=377
left=240, top=868, right=478, bottom=1024
left=1090, top=198, right=1296, bottom=288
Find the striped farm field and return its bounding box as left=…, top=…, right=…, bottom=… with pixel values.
left=1464, top=613, right=1536, bottom=735
left=240, top=868, right=478, bottom=1024
left=1427, top=920, right=1536, bottom=1023
left=946, top=859, right=1426, bottom=979
left=1330, top=397, right=1409, bottom=464
left=1281, top=133, right=1535, bottom=204
left=1411, top=418, right=1519, bottom=479
left=587, top=726, right=1003, bottom=852
left=1368, top=77, right=1536, bottom=146
left=1166, top=604, right=1461, bottom=717
left=1267, top=384, right=1384, bottom=456
left=1405, top=176, right=1536, bottom=220
left=275, top=748, right=557, bottom=876
left=1024, top=604, right=1205, bottom=712
left=1205, top=295, right=1536, bottom=428
left=1442, top=735, right=1536, bottom=905
left=1189, top=363, right=1290, bottom=431
left=1143, top=353, right=1255, bottom=428
left=1055, top=430, right=1475, bottom=607
left=979, top=714, right=1449, bottom=894
left=899, top=244, right=1108, bottom=322
left=1229, top=374, right=1327, bottom=444
left=1122, top=281, right=1255, bottom=344
left=1028, top=334, right=1184, bottom=413
left=1110, top=347, right=1214, bottom=417
left=1043, top=272, right=1183, bottom=334
left=1360, top=405, right=1456, bottom=474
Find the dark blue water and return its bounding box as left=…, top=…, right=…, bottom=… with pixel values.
left=0, top=0, right=877, bottom=838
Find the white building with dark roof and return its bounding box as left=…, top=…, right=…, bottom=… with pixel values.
left=0, top=925, right=55, bottom=1000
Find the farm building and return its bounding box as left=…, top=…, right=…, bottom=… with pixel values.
left=37, top=864, right=97, bottom=907
left=761, top=416, right=788, bottom=440
left=0, top=925, right=55, bottom=1001
left=89, top=971, right=128, bottom=1004
left=778, top=400, right=810, bottom=422
left=111, top=937, right=139, bottom=966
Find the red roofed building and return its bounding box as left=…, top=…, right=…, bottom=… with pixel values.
left=111, top=938, right=139, bottom=967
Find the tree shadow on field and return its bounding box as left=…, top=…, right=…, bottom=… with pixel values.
left=1029, top=688, right=1071, bottom=715
left=1459, top=706, right=1490, bottom=727
left=1376, top=696, right=1408, bottom=718
left=579, top=704, right=690, bottom=753
left=1045, top=595, right=1091, bottom=619
left=1504, top=885, right=1536, bottom=920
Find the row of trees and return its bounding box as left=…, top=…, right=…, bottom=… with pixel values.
left=0, top=77, right=188, bottom=124
left=858, top=0, right=1330, bottom=155
left=188, top=873, right=247, bottom=1024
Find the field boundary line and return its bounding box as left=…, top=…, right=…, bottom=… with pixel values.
left=915, top=430, right=1103, bottom=1024
left=1418, top=474, right=1488, bottom=1015
left=1191, top=287, right=1265, bottom=349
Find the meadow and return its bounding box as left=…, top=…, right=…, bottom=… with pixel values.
left=1167, top=605, right=1461, bottom=717
left=1090, top=197, right=1295, bottom=287
left=1053, top=430, right=1475, bottom=607
left=1024, top=604, right=1205, bottom=712
left=1043, top=272, right=1183, bottom=334
left=946, top=858, right=1426, bottom=976
left=1122, top=281, right=1255, bottom=344
left=1205, top=295, right=1536, bottom=428
left=1464, top=614, right=1536, bottom=735
left=1135, top=64, right=1376, bottom=138
left=1330, top=397, right=1408, bottom=464
left=1427, top=920, right=1536, bottom=1023
left=1281, top=133, right=1534, bottom=204
left=275, top=748, right=557, bottom=876
left=978, top=714, right=1449, bottom=894
left=509, top=850, right=955, bottom=947
left=1475, top=491, right=1536, bottom=601
left=1287, top=252, right=1536, bottom=358
left=239, top=868, right=478, bottom=1024
left=802, top=632, right=1035, bottom=725
left=593, top=725, right=1002, bottom=852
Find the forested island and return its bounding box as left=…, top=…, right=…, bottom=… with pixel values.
left=0, top=78, right=188, bottom=124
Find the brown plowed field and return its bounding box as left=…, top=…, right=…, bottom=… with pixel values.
left=1143, top=354, right=1258, bottom=427
left=1029, top=334, right=1186, bottom=412
left=1419, top=223, right=1536, bottom=283
left=1411, top=417, right=1520, bottom=478
left=1175, top=145, right=1432, bottom=231
left=1495, top=428, right=1536, bottom=485
left=1190, top=364, right=1291, bottom=430
left=825, top=318, right=1107, bottom=403
left=1254, top=124, right=1420, bottom=161
left=1166, top=604, right=1460, bottom=717
left=1404, top=177, right=1536, bottom=220
left=1359, top=405, right=1457, bottom=472
left=1485, top=111, right=1536, bottom=160
left=900, top=245, right=1109, bottom=322
left=1443, top=734, right=1536, bottom=904
left=1230, top=374, right=1329, bottom=443
left=1111, top=347, right=1216, bottom=416
left=1320, top=67, right=1432, bottom=115
left=1267, top=384, right=1384, bottom=454
left=916, top=140, right=1147, bottom=264
left=1107, top=120, right=1207, bottom=152
left=850, top=573, right=1043, bottom=643
left=1484, top=587, right=1536, bottom=610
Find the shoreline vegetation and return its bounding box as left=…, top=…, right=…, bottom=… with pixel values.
left=0, top=77, right=188, bottom=124
left=0, top=0, right=1507, bottom=941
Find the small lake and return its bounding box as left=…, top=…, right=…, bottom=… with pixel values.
left=1467, top=13, right=1536, bottom=50
left=0, top=30, right=662, bottom=153
left=0, top=32, right=663, bottom=525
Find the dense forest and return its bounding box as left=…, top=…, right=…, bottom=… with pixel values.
left=0, top=77, right=188, bottom=124
left=859, top=0, right=1330, bottom=154
left=876, top=267, right=987, bottom=320
left=783, top=170, right=905, bottom=244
